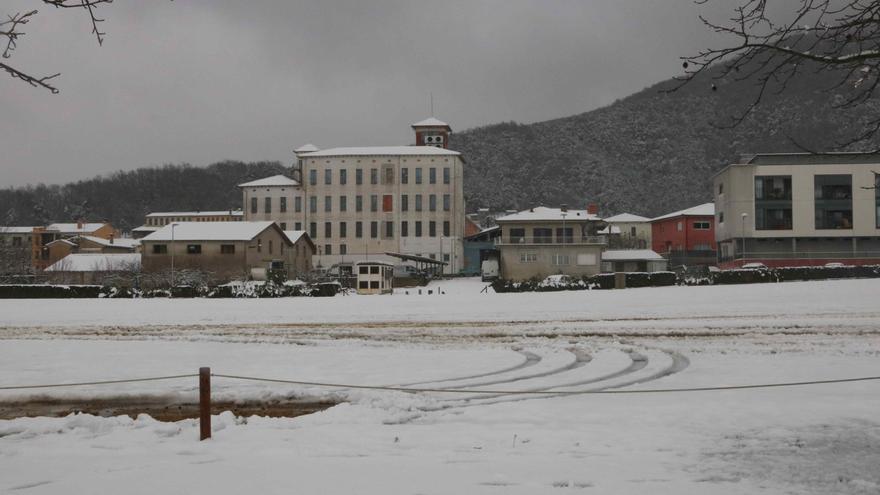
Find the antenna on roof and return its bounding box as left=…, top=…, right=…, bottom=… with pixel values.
left=430, top=92, right=434, bottom=116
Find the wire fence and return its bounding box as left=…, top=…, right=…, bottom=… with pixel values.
left=1, top=372, right=879, bottom=394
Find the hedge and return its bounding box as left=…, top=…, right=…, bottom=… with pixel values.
left=491, top=271, right=677, bottom=293
left=0, top=281, right=340, bottom=299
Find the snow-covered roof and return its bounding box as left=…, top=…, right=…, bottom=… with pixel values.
left=602, top=249, right=665, bottom=261
left=0, top=226, right=37, bottom=234
left=295, top=143, right=319, bottom=153
left=495, top=207, right=601, bottom=223
left=131, top=225, right=159, bottom=232
left=651, top=203, right=715, bottom=222
left=45, top=238, right=77, bottom=247
left=142, top=221, right=278, bottom=242
left=597, top=225, right=622, bottom=235
left=604, top=213, right=650, bottom=223
left=301, top=146, right=460, bottom=157
left=146, top=210, right=243, bottom=218
left=78, top=235, right=140, bottom=249
left=46, top=223, right=108, bottom=234
left=283, top=230, right=307, bottom=244
left=238, top=175, right=300, bottom=188
left=45, top=253, right=141, bottom=272
left=411, top=117, right=451, bottom=129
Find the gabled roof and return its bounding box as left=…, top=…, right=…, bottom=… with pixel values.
left=45, top=238, right=77, bottom=247
left=78, top=235, right=140, bottom=249
left=142, top=221, right=285, bottom=242
left=651, top=203, right=715, bottom=222
left=295, top=143, right=319, bottom=153
left=283, top=230, right=315, bottom=250
left=46, top=223, right=108, bottom=234
left=604, top=213, right=650, bottom=223
left=602, top=249, right=664, bottom=261
left=495, top=207, right=601, bottom=223
left=45, top=253, right=141, bottom=272
left=300, top=146, right=460, bottom=157
left=237, top=175, right=300, bottom=188
left=411, top=117, right=451, bottom=129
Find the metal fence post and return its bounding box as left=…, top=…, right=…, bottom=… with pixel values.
left=199, top=367, right=211, bottom=440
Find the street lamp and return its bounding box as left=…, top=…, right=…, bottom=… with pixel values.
left=170, top=222, right=178, bottom=294
left=740, top=213, right=748, bottom=265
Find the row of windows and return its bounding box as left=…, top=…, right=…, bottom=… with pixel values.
left=307, top=220, right=451, bottom=240
left=150, top=240, right=306, bottom=256
left=251, top=194, right=452, bottom=214
left=146, top=216, right=234, bottom=226
left=517, top=252, right=598, bottom=265
left=308, top=167, right=452, bottom=186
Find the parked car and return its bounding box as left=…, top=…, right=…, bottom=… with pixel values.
left=481, top=259, right=500, bottom=282
left=741, top=262, right=768, bottom=270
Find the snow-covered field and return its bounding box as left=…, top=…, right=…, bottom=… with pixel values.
left=1, top=278, right=879, bottom=494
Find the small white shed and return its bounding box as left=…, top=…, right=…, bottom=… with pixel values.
left=355, top=261, right=394, bottom=295
left=601, top=249, right=667, bottom=273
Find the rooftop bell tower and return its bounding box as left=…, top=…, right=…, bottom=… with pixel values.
left=411, top=117, right=452, bottom=148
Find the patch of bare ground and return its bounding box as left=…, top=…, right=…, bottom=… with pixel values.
left=0, top=395, right=339, bottom=421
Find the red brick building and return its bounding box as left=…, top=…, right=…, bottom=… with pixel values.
left=651, top=203, right=716, bottom=266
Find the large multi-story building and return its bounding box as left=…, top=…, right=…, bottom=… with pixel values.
left=242, top=118, right=467, bottom=273
left=714, top=152, right=880, bottom=268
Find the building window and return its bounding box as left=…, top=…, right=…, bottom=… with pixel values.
left=718, top=183, right=724, bottom=195
left=718, top=211, right=724, bottom=224
left=324, top=222, right=332, bottom=238
left=510, top=228, right=526, bottom=243
left=532, top=227, right=552, bottom=244
left=340, top=244, right=347, bottom=255
left=401, top=194, right=409, bottom=212
left=443, top=167, right=450, bottom=185
left=371, top=194, right=378, bottom=212
left=385, top=221, right=394, bottom=239
left=220, top=244, right=235, bottom=254
left=269, top=240, right=274, bottom=255
left=383, top=166, right=394, bottom=185
left=519, top=253, right=537, bottom=263
left=443, top=221, right=450, bottom=237
left=552, top=254, right=570, bottom=265
left=755, top=176, right=792, bottom=230
left=294, top=222, right=302, bottom=231
left=356, top=195, right=363, bottom=212
left=401, top=168, right=409, bottom=184
left=415, top=194, right=423, bottom=212
left=429, top=167, right=437, bottom=184
left=340, top=169, right=347, bottom=185
left=279, top=222, right=287, bottom=230
left=815, top=174, right=853, bottom=229
left=443, top=194, right=450, bottom=212
left=355, top=221, right=363, bottom=238
left=309, top=196, right=317, bottom=213
left=325, top=244, right=332, bottom=255
left=383, top=194, right=393, bottom=212
left=187, top=244, right=202, bottom=254
left=280, top=197, right=287, bottom=213
left=693, top=221, right=710, bottom=230
left=415, top=168, right=423, bottom=184
left=358, top=280, right=368, bottom=289
left=152, top=244, right=167, bottom=254
left=429, top=221, right=437, bottom=237
left=401, top=221, right=409, bottom=237
left=325, top=195, right=332, bottom=212
left=250, top=197, right=258, bottom=214
left=415, top=221, right=423, bottom=237
left=309, top=222, right=317, bottom=239
left=295, top=196, right=302, bottom=213
left=356, top=168, right=363, bottom=185
left=677, top=221, right=683, bottom=232
left=309, top=169, right=317, bottom=186
left=370, top=168, right=378, bottom=185
left=339, top=222, right=347, bottom=238
left=324, top=169, right=332, bottom=185
left=370, top=221, right=378, bottom=238
left=257, top=239, right=262, bottom=253
left=429, top=194, right=437, bottom=212
left=340, top=196, right=347, bottom=212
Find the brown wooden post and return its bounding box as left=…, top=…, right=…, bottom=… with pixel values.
left=199, top=367, right=211, bottom=441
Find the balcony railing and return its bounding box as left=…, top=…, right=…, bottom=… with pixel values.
left=497, top=236, right=607, bottom=246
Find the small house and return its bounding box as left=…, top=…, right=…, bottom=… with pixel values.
left=355, top=261, right=394, bottom=295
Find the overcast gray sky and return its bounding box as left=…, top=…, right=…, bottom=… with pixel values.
left=2, top=0, right=751, bottom=187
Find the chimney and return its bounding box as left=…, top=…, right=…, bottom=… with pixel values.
left=76, top=219, right=84, bottom=230
left=560, top=204, right=568, bottom=213
left=587, top=203, right=599, bottom=215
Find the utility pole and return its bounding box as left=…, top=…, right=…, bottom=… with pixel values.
left=170, top=222, right=177, bottom=295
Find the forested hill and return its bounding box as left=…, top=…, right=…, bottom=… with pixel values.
left=3, top=58, right=880, bottom=229
left=0, top=161, right=286, bottom=231
left=450, top=62, right=880, bottom=217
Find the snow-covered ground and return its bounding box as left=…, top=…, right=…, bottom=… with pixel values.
left=1, top=278, right=879, bottom=494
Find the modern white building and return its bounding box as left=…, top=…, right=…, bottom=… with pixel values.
left=713, top=152, right=880, bottom=267
left=243, top=118, right=466, bottom=273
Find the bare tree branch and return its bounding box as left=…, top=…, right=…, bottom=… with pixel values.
left=674, top=0, right=880, bottom=148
